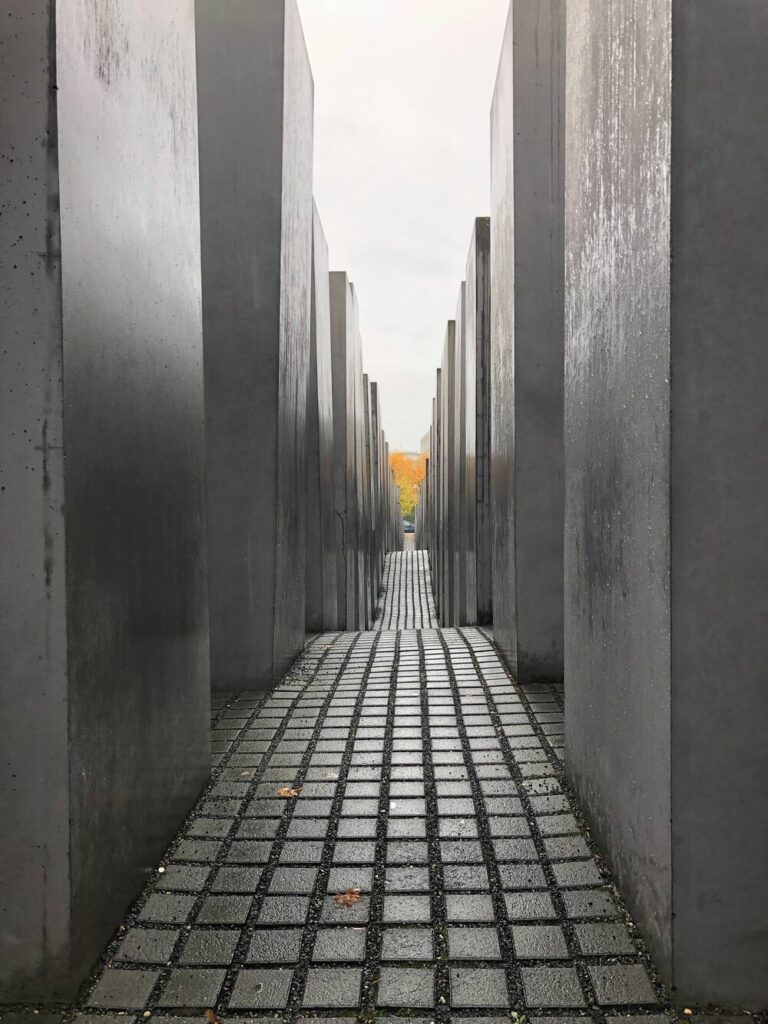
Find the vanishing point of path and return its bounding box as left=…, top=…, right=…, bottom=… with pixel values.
left=69, top=551, right=667, bottom=1020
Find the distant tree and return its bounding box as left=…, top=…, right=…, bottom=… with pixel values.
left=389, top=450, right=427, bottom=520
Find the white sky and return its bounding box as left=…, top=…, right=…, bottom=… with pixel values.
left=297, top=0, right=510, bottom=451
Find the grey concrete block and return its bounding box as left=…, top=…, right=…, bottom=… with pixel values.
left=330, top=273, right=367, bottom=629
left=465, top=218, right=492, bottom=625
left=565, top=0, right=768, bottom=1004
left=440, top=324, right=457, bottom=625
left=197, top=0, right=313, bottom=688
left=0, top=0, right=209, bottom=998
left=490, top=0, right=565, bottom=680
left=306, top=203, right=338, bottom=631
left=453, top=283, right=468, bottom=623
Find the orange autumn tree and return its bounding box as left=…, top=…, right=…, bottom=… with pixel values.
left=389, top=450, right=428, bottom=521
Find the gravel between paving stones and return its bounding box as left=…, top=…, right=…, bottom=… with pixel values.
left=0, top=553, right=698, bottom=1023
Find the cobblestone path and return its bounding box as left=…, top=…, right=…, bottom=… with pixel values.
left=72, top=553, right=668, bottom=1021
left=375, top=549, right=436, bottom=630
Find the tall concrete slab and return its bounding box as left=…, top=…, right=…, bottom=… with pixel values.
left=565, top=0, right=768, bottom=1005
left=197, top=0, right=313, bottom=689
left=306, top=203, right=337, bottom=631
left=433, top=373, right=443, bottom=616
left=0, top=0, right=209, bottom=998
left=440, top=323, right=457, bottom=625
left=330, top=272, right=363, bottom=629
left=490, top=0, right=564, bottom=680
left=465, top=218, right=492, bottom=625
left=453, top=283, right=468, bottom=624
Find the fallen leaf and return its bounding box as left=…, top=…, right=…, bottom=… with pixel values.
left=277, top=786, right=302, bottom=798
left=204, top=1011, right=221, bottom=1024
left=333, top=887, right=362, bottom=906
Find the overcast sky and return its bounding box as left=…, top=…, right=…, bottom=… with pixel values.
left=297, top=0, right=509, bottom=451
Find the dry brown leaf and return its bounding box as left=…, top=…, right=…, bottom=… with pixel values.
left=204, top=1010, right=222, bottom=1024
left=277, top=786, right=302, bottom=798
left=333, top=887, right=362, bottom=906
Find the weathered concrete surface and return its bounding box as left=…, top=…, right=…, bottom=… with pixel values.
left=0, top=0, right=209, bottom=998
left=565, top=0, right=768, bottom=1005
left=453, top=283, right=468, bottom=624
left=490, top=0, right=564, bottom=682
left=197, top=0, right=313, bottom=689
left=465, top=218, right=492, bottom=626
left=306, top=203, right=337, bottom=631
left=330, top=272, right=364, bottom=630
left=439, top=324, right=456, bottom=625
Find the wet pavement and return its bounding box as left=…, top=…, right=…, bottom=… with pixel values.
left=16, top=552, right=673, bottom=1022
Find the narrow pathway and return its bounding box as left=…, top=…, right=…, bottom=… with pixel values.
left=375, top=548, right=437, bottom=630
left=74, top=552, right=666, bottom=1020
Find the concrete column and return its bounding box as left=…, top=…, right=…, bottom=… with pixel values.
left=363, top=374, right=375, bottom=622
left=465, top=218, right=492, bottom=625
left=330, top=273, right=365, bottom=630
left=0, top=0, right=209, bottom=998
left=565, top=0, right=768, bottom=1005
left=433, top=373, right=443, bottom=616
left=453, top=283, right=468, bottom=624
left=197, top=0, right=313, bottom=688
left=440, top=324, right=457, bottom=626
left=490, top=0, right=564, bottom=680
left=306, top=203, right=337, bottom=632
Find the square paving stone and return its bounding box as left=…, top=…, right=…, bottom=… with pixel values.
left=493, top=839, right=538, bottom=861
left=212, top=866, right=263, bottom=892
left=303, top=967, right=362, bottom=1007
left=269, top=866, right=319, bottom=893
left=384, top=894, right=432, bottom=924
left=287, top=818, right=330, bottom=839
left=179, top=929, right=240, bottom=965
left=247, top=928, right=304, bottom=963
left=499, top=864, right=547, bottom=890
left=312, top=928, right=367, bottom=961
left=227, top=841, right=273, bottom=863
left=257, top=896, right=310, bottom=925
left=443, top=864, right=489, bottom=890
left=334, top=840, right=376, bottom=862
left=388, top=818, right=427, bottom=839
left=505, top=892, right=557, bottom=921
left=173, top=839, right=222, bottom=862
left=488, top=817, right=530, bottom=838
left=320, top=893, right=371, bottom=924
left=574, top=922, right=635, bottom=955
left=381, top=928, right=434, bottom=961
left=187, top=818, right=231, bottom=838
left=342, top=798, right=379, bottom=816
left=544, top=835, right=593, bottom=860
left=88, top=969, right=159, bottom=1009
left=156, top=968, right=226, bottom=1007
left=388, top=797, right=427, bottom=816
left=448, top=927, right=501, bottom=960
left=327, top=865, right=373, bottom=892
left=385, top=865, right=430, bottom=892
left=196, top=895, right=251, bottom=924
left=512, top=925, right=569, bottom=960
left=229, top=968, right=294, bottom=1009
left=521, top=967, right=585, bottom=1008
left=155, top=865, right=211, bottom=891
left=139, top=894, right=196, bottom=924
left=439, top=818, right=479, bottom=839
left=449, top=967, right=508, bottom=1008
left=446, top=893, right=495, bottom=923
left=280, top=840, right=325, bottom=863
left=552, top=860, right=603, bottom=887
left=589, top=965, right=657, bottom=1005
left=337, top=818, right=377, bottom=839
left=387, top=840, right=429, bottom=864
left=115, top=928, right=178, bottom=964
left=377, top=967, right=435, bottom=1008
left=561, top=889, right=619, bottom=919
left=441, top=840, right=484, bottom=863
